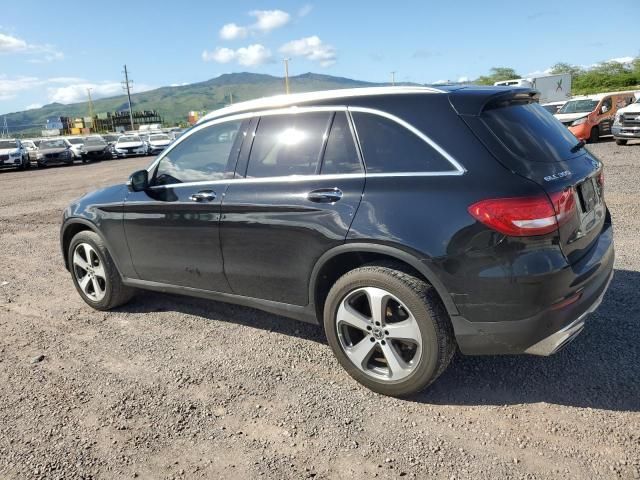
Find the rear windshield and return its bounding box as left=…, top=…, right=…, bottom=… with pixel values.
left=481, top=103, right=581, bottom=163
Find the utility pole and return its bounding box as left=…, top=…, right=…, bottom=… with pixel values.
left=390, top=71, right=396, bottom=86
left=1, top=117, right=8, bottom=138
left=283, top=58, right=291, bottom=94
left=87, top=88, right=95, bottom=132
left=122, top=65, right=135, bottom=131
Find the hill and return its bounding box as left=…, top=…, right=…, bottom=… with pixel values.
left=3, top=72, right=393, bottom=135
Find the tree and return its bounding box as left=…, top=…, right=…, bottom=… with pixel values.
left=549, top=62, right=584, bottom=78
left=475, top=67, right=520, bottom=85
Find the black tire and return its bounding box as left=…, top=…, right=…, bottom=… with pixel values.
left=68, top=230, right=135, bottom=310
left=323, top=264, right=456, bottom=397
left=615, top=139, right=628, bottom=146
left=17, top=155, right=29, bottom=170
left=588, top=126, right=599, bottom=144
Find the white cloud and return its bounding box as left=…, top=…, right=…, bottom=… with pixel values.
left=25, top=103, right=42, bottom=110
left=457, top=76, right=469, bottom=83
left=47, top=77, right=86, bottom=84
left=219, top=23, right=248, bottom=40
left=0, top=33, right=28, bottom=53
left=202, top=44, right=272, bottom=66
left=432, top=79, right=449, bottom=85
left=280, top=36, right=336, bottom=67
left=607, top=56, right=634, bottom=64
left=47, top=81, right=155, bottom=104
left=249, top=10, right=291, bottom=32
left=0, top=32, right=63, bottom=62
left=298, top=4, right=313, bottom=17
left=0, top=75, right=40, bottom=100
left=170, top=82, right=189, bottom=87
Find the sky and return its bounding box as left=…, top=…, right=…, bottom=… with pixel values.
left=1, top=0, right=639, bottom=115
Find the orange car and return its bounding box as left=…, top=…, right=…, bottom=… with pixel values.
left=554, top=92, right=636, bottom=142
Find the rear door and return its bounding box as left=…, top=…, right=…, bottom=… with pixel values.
left=596, top=96, right=614, bottom=135
left=461, top=98, right=607, bottom=264
left=220, top=109, right=365, bottom=305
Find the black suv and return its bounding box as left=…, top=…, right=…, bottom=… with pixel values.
left=61, top=86, right=614, bottom=396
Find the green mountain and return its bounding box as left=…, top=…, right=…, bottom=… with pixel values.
left=4, top=72, right=394, bottom=135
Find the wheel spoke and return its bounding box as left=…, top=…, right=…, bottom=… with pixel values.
left=364, top=287, right=389, bottom=326
left=344, top=338, right=376, bottom=367
left=91, top=277, right=103, bottom=296
left=82, top=244, right=93, bottom=265
left=73, top=251, right=89, bottom=271
left=337, top=302, right=371, bottom=332
left=385, top=318, right=422, bottom=345
left=93, top=263, right=106, bottom=279
left=79, top=274, right=91, bottom=294
left=380, top=342, right=409, bottom=377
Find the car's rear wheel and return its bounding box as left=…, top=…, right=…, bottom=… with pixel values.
left=588, top=126, right=599, bottom=143
left=69, top=230, right=135, bottom=310
left=323, top=265, right=455, bottom=397
left=615, top=139, right=628, bottom=146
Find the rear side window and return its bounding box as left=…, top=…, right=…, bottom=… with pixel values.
left=321, top=112, right=362, bottom=175
left=352, top=112, right=453, bottom=173
left=246, top=112, right=331, bottom=178
left=482, top=103, right=581, bottom=163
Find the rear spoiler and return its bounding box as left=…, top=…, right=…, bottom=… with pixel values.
left=448, top=87, right=540, bottom=116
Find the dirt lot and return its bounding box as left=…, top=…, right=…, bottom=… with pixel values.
left=0, top=142, right=639, bottom=480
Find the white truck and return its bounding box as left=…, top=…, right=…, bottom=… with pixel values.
left=494, top=73, right=572, bottom=104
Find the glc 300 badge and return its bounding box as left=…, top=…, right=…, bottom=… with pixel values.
left=544, top=170, right=572, bottom=181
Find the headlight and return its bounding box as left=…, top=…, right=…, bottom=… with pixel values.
left=571, top=117, right=588, bottom=127
left=36, top=152, right=43, bottom=159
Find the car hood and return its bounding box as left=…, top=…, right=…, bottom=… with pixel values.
left=0, top=148, right=19, bottom=155
left=39, top=147, right=69, bottom=154
left=84, top=144, right=107, bottom=151
left=116, top=141, right=144, bottom=148
left=65, top=183, right=128, bottom=219
left=149, top=140, right=171, bottom=146
left=554, top=112, right=590, bottom=123
left=618, top=104, right=640, bottom=114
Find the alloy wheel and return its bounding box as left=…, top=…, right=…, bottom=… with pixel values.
left=72, top=243, right=107, bottom=302
left=336, top=287, right=422, bottom=381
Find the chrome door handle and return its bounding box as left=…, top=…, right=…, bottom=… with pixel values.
left=189, top=190, right=216, bottom=202
left=307, top=188, right=343, bottom=203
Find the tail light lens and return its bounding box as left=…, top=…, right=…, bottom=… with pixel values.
left=468, top=189, right=576, bottom=237
left=596, top=169, right=604, bottom=197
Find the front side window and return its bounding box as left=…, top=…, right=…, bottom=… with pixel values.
left=154, top=120, right=242, bottom=185
left=246, top=112, right=331, bottom=178
left=352, top=112, right=453, bottom=173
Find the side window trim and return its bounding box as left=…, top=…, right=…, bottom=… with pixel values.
left=347, top=106, right=466, bottom=175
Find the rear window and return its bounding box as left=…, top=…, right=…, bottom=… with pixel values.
left=482, top=103, right=581, bottom=163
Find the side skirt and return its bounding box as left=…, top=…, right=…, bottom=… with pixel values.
left=122, top=277, right=319, bottom=325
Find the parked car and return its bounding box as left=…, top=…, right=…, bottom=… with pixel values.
left=555, top=92, right=636, bottom=143
left=612, top=94, right=640, bottom=145
left=146, top=133, right=172, bottom=155
left=36, top=138, right=74, bottom=167
left=65, top=137, right=86, bottom=159
left=61, top=86, right=614, bottom=397
left=101, top=134, right=121, bottom=159
left=80, top=136, right=111, bottom=162
left=0, top=138, right=30, bottom=170
left=541, top=101, right=566, bottom=115
left=113, top=135, right=147, bottom=157
left=21, top=139, right=39, bottom=163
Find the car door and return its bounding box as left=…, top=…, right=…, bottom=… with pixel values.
left=220, top=109, right=365, bottom=305
left=597, top=96, right=614, bottom=135
left=123, top=118, right=249, bottom=291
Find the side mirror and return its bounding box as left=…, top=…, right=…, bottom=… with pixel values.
left=128, top=169, right=149, bottom=192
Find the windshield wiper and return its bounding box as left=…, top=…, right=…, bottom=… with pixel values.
left=570, top=140, right=586, bottom=153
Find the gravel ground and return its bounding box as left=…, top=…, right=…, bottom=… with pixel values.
left=0, top=142, right=638, bottom=480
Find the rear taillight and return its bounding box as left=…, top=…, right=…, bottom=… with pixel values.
left=468, top=188, right=576, bottom=237
left=596, top=170, right=604, bottom=197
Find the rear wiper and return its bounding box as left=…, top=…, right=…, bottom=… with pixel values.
left=570, top=140, right=585, bottom=153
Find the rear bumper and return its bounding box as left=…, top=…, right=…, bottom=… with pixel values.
left=612, top=125, right=640, bottom=139
left=451, top=223, right=614, bottom=355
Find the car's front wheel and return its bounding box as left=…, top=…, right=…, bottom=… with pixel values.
left=68, top=230, right=135, bottom=310
left=323, top=265, right=456, bottom=397
left=615, top=139, right=628, bottom=146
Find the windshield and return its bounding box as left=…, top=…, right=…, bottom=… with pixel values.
left=0, top=140, right=17, bottom=149
left=558, top=99, right=599, bottom=114
left=40, top=139, right=67, bottom=149
left=22, top=141, right=35, bottom=148
left=85, top=137, right=106, bottom=145
left=118, top=136, right=141, bottom=143
left=67, top=138, right=84, bottom=144
left=149, top=134, right=170, bottom=141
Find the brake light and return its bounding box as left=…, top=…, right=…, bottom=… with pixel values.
left=468, top=189, right=576, bottom=237
left=596, top=169, right=604, bottom=197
